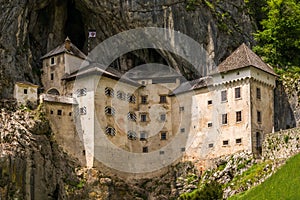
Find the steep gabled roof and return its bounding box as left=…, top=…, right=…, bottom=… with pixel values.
left=41, top=37, right=86, bottom=60
left=210, top=43, right=277, bottom=76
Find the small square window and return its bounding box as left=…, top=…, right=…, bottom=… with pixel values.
left=223, top=140, right=229, bottom=145
left=77, top=88, right=87, bottom=97
left=141, top=114, right=147, bottom=122
left=105, top=87, right=114, bottom=97
left=207, top=100, right=212, bottom=105
left=69, top=112, right=72, bottom=116
left=180, top=128, right=185, bottom=133
left=160, top=114, right=166, bottom=122
left=160, top=95, right=167, bottom=103
left=159, top=150, right=164, bottom=155
left=208, top=143, right=214, bottom=148
left=127, top=94, right=136, bottom=103
left=222, top=114, right=228, bottom=125
left=127, top=112, right=136, bottom=121
left=236, top=111, right=242, bottom=122
left=179, top=106, right=184, bottom=112
left=143, top=146, right=148, bottom=153
left=24, top=89, right=28, bottom=94
left=236, top=138, right=242, bottom=144
left=208, top=122, right=213, bottom=127
left=256, top=88, right=261, bottom=100
left=235, top=87, right=241, bottom=99
left=161, top=132, right=167, bottom=140
left=221, top=90, right=227, bottom=102
left=80, top=106, right=87, bottom=115
left=105, top=126, right=116, bottom=136
left=257, top=111, right=262, bottom=123
left=140, top=132, right=147, bottom=141
left=105, top=106, right=115, bottom=116
left=181, top=147, right=186, bottom=152
left=50, top=110, right=54, bottom=114
left=57, top=110, right=62, bottom=116
left=141, top=96, right=147, bottom=104
left=50, top=73, right=54, bottom=80
left=117, top=91, right=125, bottom=100
left=127, top=131, right=137, bottom=140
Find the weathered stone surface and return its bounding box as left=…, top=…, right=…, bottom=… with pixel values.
left=0, top=0, right=256, bottom=98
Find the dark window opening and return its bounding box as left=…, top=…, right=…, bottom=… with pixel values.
left=141, top=96, right=147, bottom=104
left=141, top=114, right=147, bottom=122
left=180, top=128, right=185, bottom=133
left=208, top=143, right=214, bottom=148
left=161, top=132, right=167, bottom=140
left=208, top=100, right=212, bottom=105
left=222, top=114, right=228, bottom=125
left=51, top=73, right=54, bottom=80
left=57, top=110, right=62, bottom=116
left=105, top=87, right=114, bottom=97
left=50, top=57, right=55, bottom=65
left=179, top=107, right=184, bottom=112
left=140, top=132, right=147, bottom=141
left=143, top=146, right=148, bottom=153
left=236, top=111, right=242, bottom=122
left=235, top=87, right=241, bottom=99
left=24, top=89, right=28, bottom=94
left=223, top=140, right=229, bottom=145
left=257, top=111, right=262, bottom=123
left=105, top=106, right=115, bottom=116
left=160, top=95, right=167, bottom=103
left=256, top=88, right=261, bottom=100
left=208, top=122, right=213, bottom=127
left=236, top=138, right=242, bottom=144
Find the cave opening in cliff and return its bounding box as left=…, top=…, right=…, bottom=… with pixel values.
left=64, top=0, right=85, bottom=50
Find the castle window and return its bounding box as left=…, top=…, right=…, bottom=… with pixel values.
left=105, top=126, right=116, bottom=136
left=50, top=110, right=54, bottom=114
left=127, top=131, right=137, bottom=140
left=69, top=112, right=72, bottom=116
left=23, top=89, right=28, bottom=94
left=179, top=106, right=184, bottom=112
left=142, top=146, right=148, bottom=153
left=105, top=106, right=115, bottom=116
left=159, top=150, right=164, bottom=155
left=141, top=96, right=147, bottom=104
left=256, top=87, right=261, bottom=100
left=236, top=138, right=242, bottom=144
left=160, top=132, right=167, bottom=140
left=105, top=87, right=114, bottom=97
left=160, top=95, right=167, bottom=103
left=208, top=122, right=213, bottom=127
left=160, top=114, right=166, bottom=122
left=181, top=147, right=186, bottom=152
left=57, top=110, right=62, bottom=116
left=222, top=114, right=228, bottom=125
left=208, top=143, right=214, bottom=148
left=50, top=57, right=55, bottom=65
left=127, top=112, right=136, bottom=121
left=180, top=128, right=185, bottom=133
left=80, top=106, right=87, bottom=115
left=140, top=113, right=147, bottom=122
left=236, top=111, right=242, bottom=122
left=223, top=140, right=229, bottom=146
left=140, top=132, right=147, bottom=141
left=77, top=88, right=87, bottom=97
left=117, top=91, right=125, bottom=100
left=207, top=100, right=212, bottom=105
left=50, top=73, right=54, bottom=80
left=127, top=94, right=136, bottom=103
left=235, top=87, right=241, bottom=99
left=257, top=110, right=262, bottom=123
left=221, top=90, right=227, bottom=102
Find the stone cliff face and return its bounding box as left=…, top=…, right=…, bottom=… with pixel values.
left=0, top=0, right=256, bottom=98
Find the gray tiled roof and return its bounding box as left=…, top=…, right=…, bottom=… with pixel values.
left=171, top=76, right=212, bottom=95
left=210, top=43, right=276, bottom=76
left=41, top=38, right=86, bottom=60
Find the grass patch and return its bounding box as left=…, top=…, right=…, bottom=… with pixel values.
left=229, top=153, right=300, bottom=200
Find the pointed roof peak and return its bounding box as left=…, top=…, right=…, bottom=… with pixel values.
left=211, top=43, right=276, bottom=76
left=65, top=36, right=71, bottom=42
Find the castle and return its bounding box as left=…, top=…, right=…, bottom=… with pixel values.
left=14, top=38, right=277, bottom=173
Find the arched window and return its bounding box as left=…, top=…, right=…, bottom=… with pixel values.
left=105, top=87, right=114, bottom=97
left=105, top=106, right=115, bottom=116
left=105, top=126, right=116, bottom=136
left=47, top=88, right=60, bottom=95
left=127, top=131, right=137, bottom=140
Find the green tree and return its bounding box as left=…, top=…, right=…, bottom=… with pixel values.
left=253, top=0, right=300, bottom=68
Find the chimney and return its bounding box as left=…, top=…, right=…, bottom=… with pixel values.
left=65, top=36, right=71, bottom=51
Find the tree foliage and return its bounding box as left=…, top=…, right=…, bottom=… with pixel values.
left=253, top=0, right=300, bottom=68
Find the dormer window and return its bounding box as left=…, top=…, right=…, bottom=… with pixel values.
left=50, top=57, right=55, bottom=65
